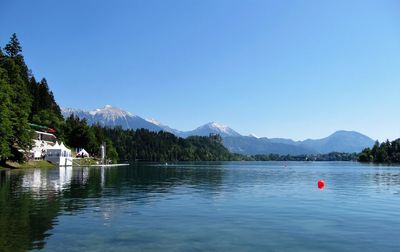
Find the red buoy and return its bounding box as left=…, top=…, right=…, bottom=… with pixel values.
left=318, top=180, right=325, bottom=190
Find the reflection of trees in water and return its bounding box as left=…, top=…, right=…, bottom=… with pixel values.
left=61, top=163, right=225, bottom=212
left=370, top=172, right=400, bottom=187
left=0, top=170, right=8, bottom=186
left=0, top=170, right=61, bottom=251
left=0, top=164, right=225, bottom=251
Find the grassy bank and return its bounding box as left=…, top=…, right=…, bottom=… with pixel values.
left=2, top=160, right=55, bottom=169
left=0, top=158, right=105, bottom=170
left=72, top=157, right=99, bottom=166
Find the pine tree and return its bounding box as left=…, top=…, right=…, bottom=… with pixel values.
left=6, top=59, right=32, bottom=152
left=0, top=35, right=33, bottom=158
left=0, top=67, right=14, bottom=164
left=30, top=78, right=63, bottom=130
left=28, top=76, right=39, bottom=120
left=37, top=78, right=51, bottom=107
left=4, top=33, right=22, bottom=58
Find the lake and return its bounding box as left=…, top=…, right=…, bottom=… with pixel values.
left=0, top=162, right=399, bottom=251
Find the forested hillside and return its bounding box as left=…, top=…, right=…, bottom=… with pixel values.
left=358, top=139, right=400, bottom=163
left=0, top=34, right=236, bottom=164
left=0, top=34, right=63, bottom=164
left=102, top=127, right=236, bottom=162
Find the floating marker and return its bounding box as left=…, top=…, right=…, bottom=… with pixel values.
left=318, top=179, right=325, bottom=189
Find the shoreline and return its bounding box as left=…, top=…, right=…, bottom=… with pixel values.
left=3, top=160, right=398, bottom=170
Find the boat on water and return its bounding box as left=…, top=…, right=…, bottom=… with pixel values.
left=45, top=142, right=73, bottom=166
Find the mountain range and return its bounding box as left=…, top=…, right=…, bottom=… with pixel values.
left=62, top=105, right=375, bottom=155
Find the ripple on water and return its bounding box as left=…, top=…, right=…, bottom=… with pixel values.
left=1, top=162, right=400, bottom=251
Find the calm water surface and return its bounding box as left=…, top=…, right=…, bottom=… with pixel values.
left=0, top=162, right=400, bottom=251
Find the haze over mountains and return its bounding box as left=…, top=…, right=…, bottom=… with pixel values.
left=62, top=105, right=375, bottom=155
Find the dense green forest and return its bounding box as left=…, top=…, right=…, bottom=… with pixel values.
left=0, top=33, right=64, bottom=164
left=0, top=34, right=237, bottom=165
left=101, top=127, right=238, bottom=162
left=358, top=139, right=400, bottom=163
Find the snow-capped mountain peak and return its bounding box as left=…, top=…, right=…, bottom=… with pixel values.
left=61, top=105, right=241, bottom=137
left=146, top=118, right=162, bottom=126
left=249, top=133, right=260, bottom=138
left=61, top=105, right=163, bottom=131
left=185, top=121, right=241, bottom=137
left=88, top=105, right=134, bottom=118
left=207, top=122, right=231, bottom=133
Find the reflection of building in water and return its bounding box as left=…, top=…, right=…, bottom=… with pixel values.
left=22, top=169, right=48, bottom=191
left=101, top=166, right=105, bottom=188
left=57, top=166, right=73, bottom=190
left=20, top=166, right=91, bottom=194
left=72, top=167, right=90, bottom=185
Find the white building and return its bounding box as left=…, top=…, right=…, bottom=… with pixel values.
left=30, top=131, right=57, bottom=159
left=45, top=142, right=73, bottom=166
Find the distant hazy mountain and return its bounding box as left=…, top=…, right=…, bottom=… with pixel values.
left=296, top=130, right=375, bottom=154
left=62, top=105, right=375, bottom=155
left=268, top=138, right=297, bottom=145
left=182, top=122, right=241, bottom=138
left=223, top=136, right=316, bottom=155
left=145, top=118, right=183, bottom=136
left=266, top=130, right=375, bottom=154
left=232, top=131, right=375, bottom=155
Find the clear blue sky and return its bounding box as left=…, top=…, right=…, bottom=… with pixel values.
left=2, top=0, right=400, bottom=141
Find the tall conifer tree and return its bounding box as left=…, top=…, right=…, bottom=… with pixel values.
left=0, top=34, right=32, bottom=157
left=0, top=68, right=14, bottom=163
left=4, top=33, right=22, bottom=58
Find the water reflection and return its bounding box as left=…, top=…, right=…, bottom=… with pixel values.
left=60, top=164, right=225, bottom=211
left=0, top=170, right=60, bottom=250
left=0, top=169, right=9, bottom=186
left=0, top=162, right=399, bottom=251
left=0, top=163, right=226, bottom=250
left=371, top=172, right=400, bottom=186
